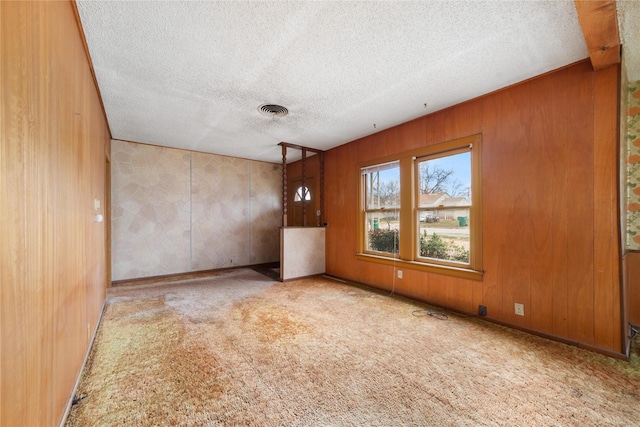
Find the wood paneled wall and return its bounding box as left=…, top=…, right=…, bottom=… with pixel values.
left=286, top=153, right=322, bottom=226
left=627, top=252, right=640, bottom=327
left=1, top=1, right=110, bottom=425
left=322, top=61, right=624, bottom=356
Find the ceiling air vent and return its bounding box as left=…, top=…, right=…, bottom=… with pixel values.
left=258, top=104, right=288, bottom=117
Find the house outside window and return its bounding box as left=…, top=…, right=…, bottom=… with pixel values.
left=357, top=134, right=482, bottom=280
left=361, top=161, right=400, bottom=255
left=416, top=149, right=471, bottom=266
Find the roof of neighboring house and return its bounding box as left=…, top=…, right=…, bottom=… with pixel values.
left=441, top=197, right=469, bottom=206
left=419, top=192, right=448, bottom=206
left=420, top=193, right=470, bottom=207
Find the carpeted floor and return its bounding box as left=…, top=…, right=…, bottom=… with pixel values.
left=66, top=269, right=640, bottom=426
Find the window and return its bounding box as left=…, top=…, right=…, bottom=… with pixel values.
left=361, top=161, right=400, bottom=255
left=357, top=135, right=482, bottom=280
left=294, top=186, right=311, bottom=202
left=416, top=149, right=471, bottom=266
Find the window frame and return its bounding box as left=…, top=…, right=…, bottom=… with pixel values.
left=415, top=147, right=472, bottom=268
left=356, top=134, right=483, bottom=281
left=361, top=160, right=401, bottom=256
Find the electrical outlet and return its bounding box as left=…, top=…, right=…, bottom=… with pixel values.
left=479, top=305, right=487, bottom=316
left=397, top=270, right=403, bottom=279
left=514, top=303, right=525, bottom=316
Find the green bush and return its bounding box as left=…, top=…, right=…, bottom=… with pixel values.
left=420, top=232, right=448, bottom=259
left=419, top=231, right=469, bottom=263
left=450, top=244, right=470, bottom=262
left=368, top=229, right=399, bottom=254
left=368, top=230, right=469, bottom=262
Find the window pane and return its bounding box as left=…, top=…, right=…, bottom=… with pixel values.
left=418, top=152, right=470, bottom=205
left=294, top=186, right=311, bottom=201
left=417, top=208, right=470, bottom=263
left=365, top=211, right=399, bottom=255
left=363, top=161, right=400, bottom=209
left=417, top=150, right=471, bottom=264
left=358, top=135, right=480, bottom=274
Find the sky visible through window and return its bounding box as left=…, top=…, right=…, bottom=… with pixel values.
left=378, top=169, right=399, bottom=186
left=428, top=153, right=471, bottom=190
left=378, top=152, right=470, bottom=193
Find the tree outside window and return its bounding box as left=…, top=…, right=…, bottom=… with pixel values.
left=357, top=134, right=482, bottom=280
left=417, top=150, right=471, bottom=265
left=362, top=161, right=400, bottom=255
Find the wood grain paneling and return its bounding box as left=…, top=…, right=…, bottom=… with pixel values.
left=626, top=252, right=640, bottom=327
left=480, top=93, right=504, bottom=320
left=550, top=67, right=571, bottom=340
left=593, top=65, right=621, bottom=350
left=286, top=153, right=321, bottom=227
left=566, top=64, right=595, bottom=346
left=320, top=60, right=624, bottom=355
left=1, top=1, right=110, bottom=425
left=528, top=74, right=555, bottom=334
left=499, top=84, right=533, bottom=328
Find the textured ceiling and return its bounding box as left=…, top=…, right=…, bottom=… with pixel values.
left=618, top=0, right=640, bottom=82
left=75, top=1, right=627, bottom=164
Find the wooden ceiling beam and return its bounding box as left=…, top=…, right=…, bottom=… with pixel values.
left=278, top=141, right=324, bottom=154
left=574, top=0, right=621, bottom=70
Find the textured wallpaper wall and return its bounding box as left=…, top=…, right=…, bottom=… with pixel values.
left=627, top=81, right=640, bottom=250
left=111, top=140, right=282, bottom=281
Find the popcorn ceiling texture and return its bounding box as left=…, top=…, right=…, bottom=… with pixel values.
left=618, top=0, right=640, bottom=82
left=76, top=1, right=590, bottom=164
left=111, top=140, right=282, bottom=281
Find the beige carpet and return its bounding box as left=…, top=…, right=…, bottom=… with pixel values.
left=66, top=269, right=640, bottom=426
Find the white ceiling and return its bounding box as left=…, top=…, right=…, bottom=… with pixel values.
left=76, top=1, right=638, bottom=164
left=618, top=0, right=640, bottom=82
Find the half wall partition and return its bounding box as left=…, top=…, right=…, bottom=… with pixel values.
left=279, top=143, right=326, bottom=280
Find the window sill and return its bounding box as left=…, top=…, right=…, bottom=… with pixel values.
left=355, top=253, right=483, bottom=281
